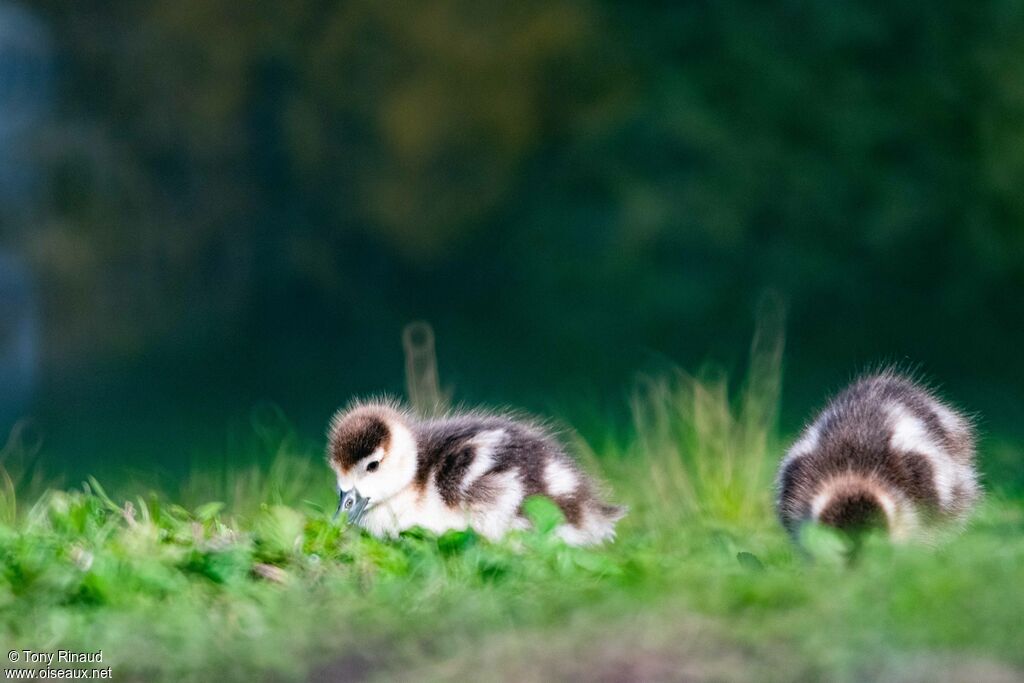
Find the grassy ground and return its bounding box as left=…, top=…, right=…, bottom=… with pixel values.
left=1, top=344, right=1023, bottom=681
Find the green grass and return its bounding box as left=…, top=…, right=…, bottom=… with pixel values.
left=1, top=349, right=1023, bottom=681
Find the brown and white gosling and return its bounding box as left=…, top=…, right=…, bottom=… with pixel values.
left=326, top=400, right=625, bottom=545
left=776, top=371, right=979, bottom=541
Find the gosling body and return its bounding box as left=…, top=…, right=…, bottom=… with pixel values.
left=327, top=401, right=624, bottom=545
left=776, top=371, right=979, bottom=540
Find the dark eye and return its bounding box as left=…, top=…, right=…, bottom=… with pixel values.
left=366, top=461, right=380, bottom=473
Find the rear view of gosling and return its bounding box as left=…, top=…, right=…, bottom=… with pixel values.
left=776, top=371, right=979, bottom=541
left=326, top=400, right=625, bottom=545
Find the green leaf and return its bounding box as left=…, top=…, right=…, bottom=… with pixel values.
left=522, top=495, right=565, bottom=536
left=572, top=551, right=621, bottom=576
left=800, top=524, right=850, bottom=566
left=86, top=476, right=120, bottom=512
left=194, top=502, right=226, bottom=522
left=437, top=529, right=478, bottom=556
left=476, top=558, right=510, bottom=583
left=182, top=547, right=252, bottom=584
left=736, top=551, right=764, bottom=572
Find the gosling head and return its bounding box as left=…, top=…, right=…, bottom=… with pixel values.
left=326, top=401, right=418, bottom=524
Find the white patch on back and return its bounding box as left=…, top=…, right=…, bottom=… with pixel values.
left=777, top=422, right=822, bottom=477
left=887, top=403, right=956, bottom=508
left=790, top=423, right=821, bottom=457
left=461, top=429, right=505, bottom=491
left=929, top=401, right=968, bottom=441
left=543, top=459, right=578, bottom=496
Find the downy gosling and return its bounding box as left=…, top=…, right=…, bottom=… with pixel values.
left=326, top=400, right=625, bottom=545
left=776, top=371, right=979, bottom=541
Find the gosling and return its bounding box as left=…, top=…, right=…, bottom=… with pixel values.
left=776, top=370, right=979, bottom=541
left=326, top=400, right=625, bottom=545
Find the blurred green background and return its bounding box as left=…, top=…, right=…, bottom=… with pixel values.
left=1, top=1, right=1021, bottom=485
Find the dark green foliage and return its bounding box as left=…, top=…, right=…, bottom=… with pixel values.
left=7, top=2, right=1024, bottom=473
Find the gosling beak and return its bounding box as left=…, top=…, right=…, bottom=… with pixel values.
left=333, top=487, right=370, bottom=525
